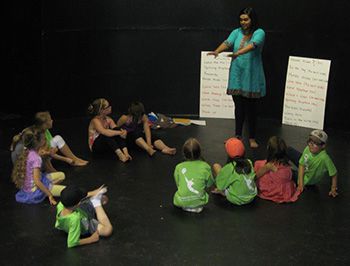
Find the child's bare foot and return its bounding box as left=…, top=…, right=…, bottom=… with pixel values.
left=161, top=147, right=177, bottom=155
left=119, top=155, right=129, bottom=163
left=116, top=150, right=129, bottom=162
left=147, top=147, right=157, bottom=156
left=249, top=139, right=259, bottom=148
left=70, top=159, right=88, bottom=167
left=77, top=158, right=89, bottom=165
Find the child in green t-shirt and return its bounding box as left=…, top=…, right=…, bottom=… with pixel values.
left=35, top=111, right=89, bottom=168
left=173, top=138, right=214, bottom=213
left=55, top=185, right=113, bottom=248
left=212, top=138, right=257, bottom=205
left=287, top=130, right=338, bottom=197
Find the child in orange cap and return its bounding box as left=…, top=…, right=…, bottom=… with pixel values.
left=212, top=138, right=257, bottom=205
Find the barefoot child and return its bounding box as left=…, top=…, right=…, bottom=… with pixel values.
left=116, top=101, right=176, bottom=156
left=212, top=138, right=257, bottom=205
left=255, top=136, right=299, bottom=203
left=88, top=98, right=131, bottom=162
left=55, top=185, right=113, bottom=248
left=173, top=138, right=213, bottom=213
left=12, top=127, right=66, bottom=205
left=35, top=111, right=88, bottom=167
left=287, top=130, right=338, bottom=197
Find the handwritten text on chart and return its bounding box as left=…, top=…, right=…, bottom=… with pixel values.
left=200, top=51, right=234, bottom=119
left=282, top=56, right=331, bottom=130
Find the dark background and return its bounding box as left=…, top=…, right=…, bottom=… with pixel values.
left=4, top=0, right=350, bottom=130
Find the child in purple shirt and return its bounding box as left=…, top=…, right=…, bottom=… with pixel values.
left=12, top=127, right=66, bottom=205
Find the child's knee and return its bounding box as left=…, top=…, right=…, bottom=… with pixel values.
left=50, top=171, right=65, bottom=182
left=98, top=224, right=113, bottom=237
left=51, top=135, right=66, bottom=149
left=58, top=172, right=66, bottom=181
left=105, top=225, right=113, bottom=236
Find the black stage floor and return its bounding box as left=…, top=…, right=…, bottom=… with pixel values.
left=0, top=117, right=349, bottom=265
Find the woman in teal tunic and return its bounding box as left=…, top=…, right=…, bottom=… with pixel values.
left=208, top=7, right=266, bottom=148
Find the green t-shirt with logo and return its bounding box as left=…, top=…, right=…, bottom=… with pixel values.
left=45, top=129, right=53, bottom=148
left=299, top=147, right=337, bottom=185
left=215, top=160, right=257, bottom=205
left=55, top=202, right=90, bottom=248
left=173, top=160, right=214, bottom=208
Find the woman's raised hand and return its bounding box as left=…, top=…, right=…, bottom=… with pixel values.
left=207, top=51, right=219, bottom=58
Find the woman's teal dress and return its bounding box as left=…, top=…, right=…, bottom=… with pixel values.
left=224, top=28, right=266, bottom=98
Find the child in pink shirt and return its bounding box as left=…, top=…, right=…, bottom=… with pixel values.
left=254, top=136, right=300, bottom=203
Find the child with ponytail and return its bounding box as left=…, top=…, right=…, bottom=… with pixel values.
left=88, top=98, right=131, bottom=162
left=12, top=128, right=66, bottom=205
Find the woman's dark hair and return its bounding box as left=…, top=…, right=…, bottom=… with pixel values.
left=238, top=7, right=259, bottom=33
left=183, top=138, right=202, bottom=161
left=227, top=156, right=252, bottom=174
left=128, top=101, right=145, bottom=123
left=266, top=136, right=289, bottom=165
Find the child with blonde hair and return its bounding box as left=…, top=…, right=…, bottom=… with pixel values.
left=88, top=98, right=131, bottom=162
left=12, top=127, right=66, bottom=205
left=35, top=111, right=88, bottom=167
left=173, top=138, right=213, bottom=213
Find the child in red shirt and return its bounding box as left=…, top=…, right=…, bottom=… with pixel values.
left=254, top=136, right=300, bottom=203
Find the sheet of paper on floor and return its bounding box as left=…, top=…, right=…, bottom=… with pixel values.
left=190, top=120, right=206, bottom=126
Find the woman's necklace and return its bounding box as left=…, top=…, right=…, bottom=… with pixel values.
left=239, top=32, right=252, bottom=49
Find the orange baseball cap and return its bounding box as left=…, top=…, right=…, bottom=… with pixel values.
left=225, top=138, right=245, bottom=158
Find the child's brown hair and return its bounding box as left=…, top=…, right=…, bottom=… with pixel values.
left=11, top=128, right=45, bottom=189
left=183, top=138, right=202, bottom=161
left=10, top=126, right=34, bottom=151
left=266, top=136, right=289, bottom=165
left=128, top=101, right=145, bottom=124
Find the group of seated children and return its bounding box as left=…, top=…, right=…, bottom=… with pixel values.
left=173, top=129, right=338, bottom=213
left=10, top=98, right=176, bottom=247
left=88, top=98, right=176, bottom=162
left=9, top=98, right=338, bottom=247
